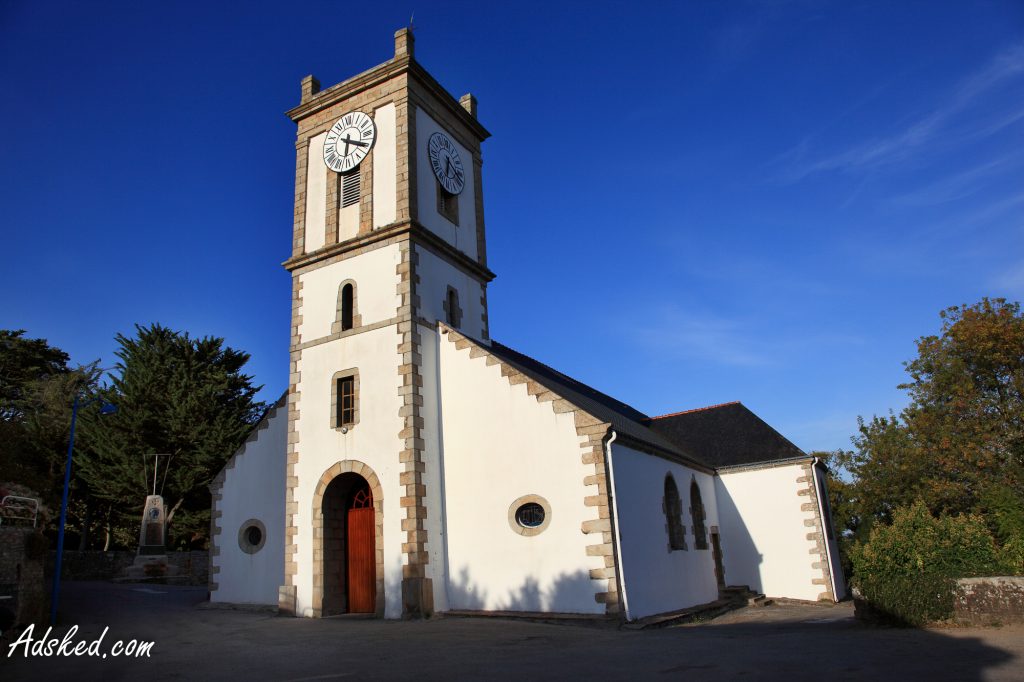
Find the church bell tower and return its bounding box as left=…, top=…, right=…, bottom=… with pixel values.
left=279, top=29, right=494, bottom=618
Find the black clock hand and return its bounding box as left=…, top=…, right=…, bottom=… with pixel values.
left=445, top=157, right=453, bottom=177
left=341, top=135, right=370, bottom=156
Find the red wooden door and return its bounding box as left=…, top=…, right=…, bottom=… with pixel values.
left=346, top=487, right=375, bottom=613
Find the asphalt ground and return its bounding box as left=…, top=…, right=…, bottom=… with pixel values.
left=3, top=581, right=1022, bottom=681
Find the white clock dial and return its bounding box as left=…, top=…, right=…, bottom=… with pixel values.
left=324, top=111, right=376, bottom=173
left=428, top=132, right=466, bottom=195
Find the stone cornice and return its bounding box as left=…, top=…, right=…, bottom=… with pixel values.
left=286, top=57, right=490, bottom=143
left=714, top=455, right=815, bottom=475
left=282, top=220, right=496, bottom=283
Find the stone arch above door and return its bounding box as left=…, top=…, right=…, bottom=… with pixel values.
left=311, top=460, right=384, bottom=617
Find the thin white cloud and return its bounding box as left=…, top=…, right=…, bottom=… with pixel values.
left=633, top=309, right=773, bottom=367
left=629, top=306, right=864, bottom=369
left=890, top=154, right=1021, bottom=207
left=991, top=260, right=1024, bottom=295
left=777, top=42, right=1024, bottom=182
left=948, top=191, right=1024, bottom=231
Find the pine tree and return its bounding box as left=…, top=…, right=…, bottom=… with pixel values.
left=78, top=324, right=265, bottom=548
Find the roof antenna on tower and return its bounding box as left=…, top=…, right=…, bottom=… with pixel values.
left=409, top=11, right=415, bottom=32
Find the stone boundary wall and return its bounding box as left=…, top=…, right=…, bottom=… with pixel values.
left=0, top=528, right=48, bottom=635
left=953, top=577, right=1024, bottom=626
left=45, top=550, right=209, bottom=586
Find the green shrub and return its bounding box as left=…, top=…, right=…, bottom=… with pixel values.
left=980, top=484, right=1024, bottom=574
left=1002, top=537, right=1024, bottom=574
left=850, top=501, right=1002, bottom=625
left=854, top=571, right=955, bottom=626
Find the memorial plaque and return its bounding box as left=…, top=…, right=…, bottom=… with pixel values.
left=139, top=494, right=166, bottom=554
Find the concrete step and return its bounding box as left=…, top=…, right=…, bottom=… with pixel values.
left=121, top=554, right=180, bottom=583
left=623, top=598, right=741, bottom=630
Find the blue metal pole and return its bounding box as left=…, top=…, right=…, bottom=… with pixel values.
left=51, top=394, right=80, bottom=626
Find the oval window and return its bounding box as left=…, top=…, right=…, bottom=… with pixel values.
left=515, top=502, right=546, bottom=528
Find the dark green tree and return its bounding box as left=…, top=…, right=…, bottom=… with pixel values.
left=0, top=329, right=71, bottom=420
left=0, top=330, right=99, bottom=513
left=78, top=324, right=265, bottom=548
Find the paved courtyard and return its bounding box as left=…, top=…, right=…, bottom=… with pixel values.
left=4, top=581, right=1023, bottom=680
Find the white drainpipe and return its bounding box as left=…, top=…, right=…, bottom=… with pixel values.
left=810, top=456, right=839, bottom=602
left=603, top=429, right=631, bottom=621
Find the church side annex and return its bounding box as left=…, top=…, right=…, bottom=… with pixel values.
left=208, top=28, right=846, bottom=622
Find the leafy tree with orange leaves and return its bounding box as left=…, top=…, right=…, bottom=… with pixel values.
left=838, top=298, right=1024, bottom=526
left=900, top=298, right=1023, bottom=513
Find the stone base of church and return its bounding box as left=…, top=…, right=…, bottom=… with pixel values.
left=278, top=585, right=297, bottom=616
left=401, top=577, right=434, bottom=618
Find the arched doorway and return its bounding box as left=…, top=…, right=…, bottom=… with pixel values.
left=321, top=472, right=376, bottom=615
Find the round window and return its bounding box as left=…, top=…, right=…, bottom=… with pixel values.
left=515, top=503, right=545, bottom=528
left=238, top=519, right=267, bottom=554
left=507, top=495, right=552, bottom=537
left=246, top=525, right=263, bottom=546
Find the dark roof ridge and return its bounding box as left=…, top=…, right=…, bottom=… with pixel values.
left=648, top=401, right=742, bottom=420
left=489, top=339, right=650, bottom=422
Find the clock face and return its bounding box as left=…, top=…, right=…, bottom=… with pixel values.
left=428, top=132, right=466, bottom=195
left=324, top=111, right=376, bottom=173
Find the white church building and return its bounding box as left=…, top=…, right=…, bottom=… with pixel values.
left=208, top=29, right=846, bottom=621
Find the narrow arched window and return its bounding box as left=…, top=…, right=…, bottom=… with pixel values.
left=664, top=475, right=687, bottom=551
left=691, top=478, right=708, bottom=550
left=340, top=283, right=354, bottom=331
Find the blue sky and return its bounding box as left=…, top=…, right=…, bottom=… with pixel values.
left=2, top=1, right=1022, bottom=452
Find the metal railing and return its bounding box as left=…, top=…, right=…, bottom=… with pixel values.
left=0, top=495, right=39, bottom=528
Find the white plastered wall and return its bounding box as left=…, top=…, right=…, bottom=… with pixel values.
left=292, top=327, right=405, bottom=618
left=338, top=186, right=359, bottom=242
left=297, top=243, right=402, bottom=342
left=414, top=108, right=478, bottom=260
left=714, top=462, right=822, bottom=601
left=437, top=334, right=605, bottom=613
left=291, top=242, right=406, bottom=617
left=611, top=444, right=719, bottom=619
left=211, top=407, right=287, bottom=605
left=304, top=132, right=327, bottom=253
left=418, top=326, right=446, bottom=610
left=414, top=245, right=485, bottom=339
left=372, top=102, right=397, bottom=229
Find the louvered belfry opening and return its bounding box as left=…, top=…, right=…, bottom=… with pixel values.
left=321, top=472, right=375, bottom=615
left=341, top=169, right=360, bottom=208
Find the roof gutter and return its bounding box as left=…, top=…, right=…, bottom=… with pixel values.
left=603, top=429, right=631, bottom=621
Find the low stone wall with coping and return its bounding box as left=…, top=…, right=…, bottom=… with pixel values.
left=953, top=577, right=1024, bottom=626
left=0, top=527, right=48, bottom=637
left=45, top=550, right=209, bottom=586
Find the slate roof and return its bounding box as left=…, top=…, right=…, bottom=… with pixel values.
left=486, top=341, right=705, bottom=467
left=647, top=401, right=807, bottom=468
left=485, top=340, right=806, bottom=472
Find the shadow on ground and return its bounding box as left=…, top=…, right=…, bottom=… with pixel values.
left=3, top=581, right=1021, bottom=681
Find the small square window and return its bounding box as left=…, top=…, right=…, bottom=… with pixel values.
left=338, top=376, right=355, bottom=426
left=332, top=369, right=359, bottom=430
